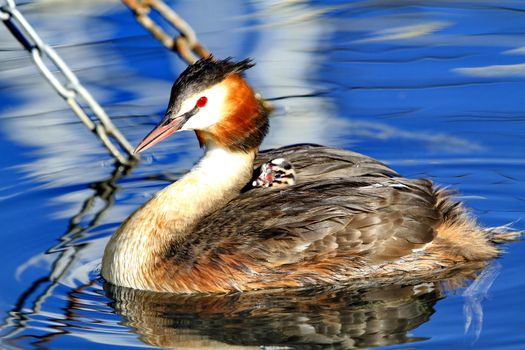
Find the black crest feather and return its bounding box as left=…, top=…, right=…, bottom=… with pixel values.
left=167, top=57, right=255, bottom=110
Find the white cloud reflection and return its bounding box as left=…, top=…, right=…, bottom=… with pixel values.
left=454, top=63, right=525, bottom=77
left=355, top=22, right=450, bottom=43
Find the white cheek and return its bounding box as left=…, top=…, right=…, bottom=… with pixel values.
left=180, top=85, right=227, bottom=131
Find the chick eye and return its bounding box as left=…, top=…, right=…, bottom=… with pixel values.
left=196, top=96, right=208, bottom=108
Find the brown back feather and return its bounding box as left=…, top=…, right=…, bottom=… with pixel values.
left=152, top=145, right=501, bottom=292
left=157, top=146, right=442, bottom=291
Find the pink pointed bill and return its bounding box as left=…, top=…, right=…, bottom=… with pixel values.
left=134, top=116, right=186, bottom=154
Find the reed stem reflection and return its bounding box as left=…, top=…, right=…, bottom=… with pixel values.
left=0, top=163, right=133, bottom=344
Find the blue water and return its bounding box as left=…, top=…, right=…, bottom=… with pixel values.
left=1, top=1, right=524, bottom=349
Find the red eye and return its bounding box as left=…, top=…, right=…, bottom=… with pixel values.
left=196, top=96, right=208, bottom=108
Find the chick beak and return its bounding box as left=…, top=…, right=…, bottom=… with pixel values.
left=134, top=107, right=196, bottom=154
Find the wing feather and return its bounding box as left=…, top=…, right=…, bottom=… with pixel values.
left=165, top=146, right=442, bottom=288
left=183, top=180, right=439, bottom=268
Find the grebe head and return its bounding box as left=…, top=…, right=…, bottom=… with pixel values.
left=135, top=57, right=269, bottom=154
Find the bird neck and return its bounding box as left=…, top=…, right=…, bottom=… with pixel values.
left=160, top=143, right=256, bottom=233
left=101, top=143, right=256, bottom=290
left=139, top=142, right=256, bottom=239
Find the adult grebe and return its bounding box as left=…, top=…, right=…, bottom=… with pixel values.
left=102, top=57, right=512, bottom=294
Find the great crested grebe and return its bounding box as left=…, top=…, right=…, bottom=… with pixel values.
left=102, top=57, right=513, bottom=294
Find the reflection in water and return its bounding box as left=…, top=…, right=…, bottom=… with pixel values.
left=51, top=164, right=133, bottom=253
left=1, top=1, right=524, bottom=349
left=0, top=164, right=131, bottom=344
left=108, top=283, right=438, bottom=349
left=462, top=263, right=501, bottom=341
left=105, top=267, right=488, bottom=350
left=0, top=257, right=501, bottom=350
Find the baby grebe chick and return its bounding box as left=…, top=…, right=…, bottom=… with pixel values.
left=251, top=158, right=296, bottom=188
left=102, top=57, right=511, bottom=294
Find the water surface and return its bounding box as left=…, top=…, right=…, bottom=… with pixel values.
left=0, top=1, right=524, bottom=349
